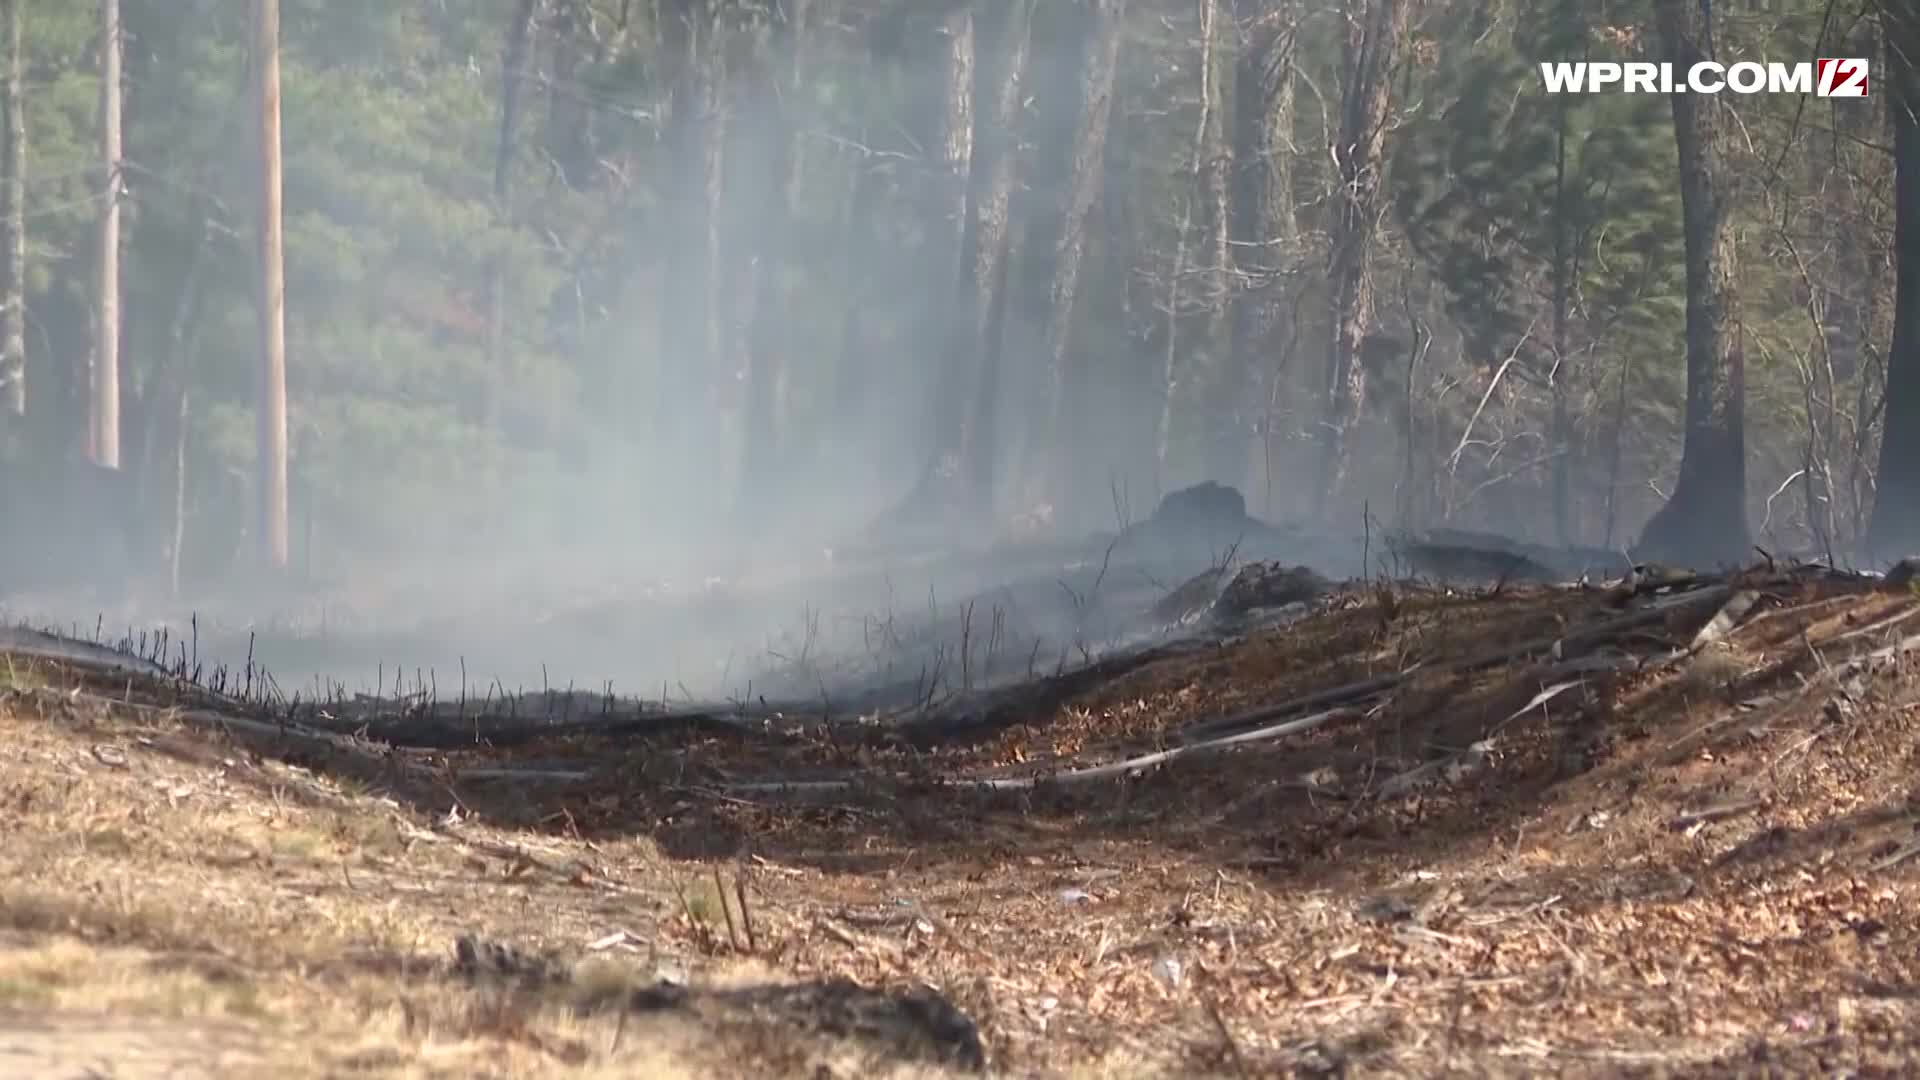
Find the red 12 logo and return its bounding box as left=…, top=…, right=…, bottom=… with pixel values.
left=1817, top=58, right=1869, bottom=98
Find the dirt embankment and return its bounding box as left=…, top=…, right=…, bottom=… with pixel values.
left=4, top=565, right=1920, bottom=1076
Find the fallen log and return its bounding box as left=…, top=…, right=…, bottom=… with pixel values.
left=718, top=706, right=1366, bottom=795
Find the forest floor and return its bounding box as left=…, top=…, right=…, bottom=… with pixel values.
left=4, top=565, right=1920, bottom=1077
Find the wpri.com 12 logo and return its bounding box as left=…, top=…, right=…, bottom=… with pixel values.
left=1539, top=57, right=1869, bottom=96
left=1816, top=57, right=1869, bottom=97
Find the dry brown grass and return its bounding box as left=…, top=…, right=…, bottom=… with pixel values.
left=0, top=676, right=988, bottom=1078
left=4, top=575, right=1920, bottom=1076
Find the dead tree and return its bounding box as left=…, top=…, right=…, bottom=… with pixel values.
left=1220, top=0, right=1298, bottom=495
left=913, top=3, right=977, bottom=500
left=94, top=0, right=122, bottom=467
left=831, top=136, right=882, bottom=434
left=484, top=0, right=538, bottom=430
left=1156, top=0, right=1227, bottom=493
left=1032, top=0, right=1126, bottom=506
left=1829, top=18, right=1889, bottom=543
left=1314, top=0, right=1409, bottom=514
left=1867, top=3, right=1920, bottom=559
left=959, top=0, right=1035, bottom=508
left=741, top=0, right=814, bottom=507
left=1548, top=79, right=1573, bottom=547
left=1636, top=0, right=1750, bottom=566
left=657, top=0, right=727, bottom=443
left=254, top=0, right=288, bottom=568
left=0, top=0, right=22, bottom=420
left=1193, top=0, right=1233, bottom=486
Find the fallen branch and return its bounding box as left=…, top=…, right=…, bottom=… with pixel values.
left=1663, top=629, right=1920, bottom=764
left=1871, top=837, right=1920, bottom=872
left=1669, top=799, right=1764, bottom=830
left=1728, top=593, right=1864, bottom=641
left=983, top=705, right=1362, bottom=788
left=721, top=707, right=1364, bottom=796
left=1179, top=671, right=1407, bottom=743
left=1181, top=585, right=1733, bottom=744
left=452, top=766, right=594, bottom=782
left=1817, top=600, right=1920, bottom=651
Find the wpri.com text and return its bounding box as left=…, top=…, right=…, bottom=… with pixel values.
left=1539, top=58, right=1868, bottom=96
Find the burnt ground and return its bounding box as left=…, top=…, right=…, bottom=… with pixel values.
left=4, top=566, right=1920, bottom=1076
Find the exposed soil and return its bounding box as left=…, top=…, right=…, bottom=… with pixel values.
left=4, top=569, right=1920, bottom=1076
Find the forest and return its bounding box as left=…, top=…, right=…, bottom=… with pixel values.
left=0, top=0, right=1913, bottom=602
left=7, top=4, right=1920, bottom=1074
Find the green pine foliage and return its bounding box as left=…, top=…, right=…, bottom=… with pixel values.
left=0, top=0, right=1898, bottom=580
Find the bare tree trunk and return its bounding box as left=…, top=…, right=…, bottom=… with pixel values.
left=1818, top=41, right=1875, bottom=548
left=93, top=0, right=121, bottom=468
left=137, top=229, right=209, bottom=574
left=0, top=0, right=22, bottom=420
left=656, top=0, right=724, bottom=440
left=1867, top=4, right=1920, bottom=560
left=1032, top=0, right=1126, bottom=506
left=1549, top=89, right=1573, bottom=546
left=161, top=229, right=211, bottom=595
left=1220, top=0, right=1298, bottom=491
left=918, top=4, right=976, bottom=489
left=254, top=0, right=288, bottom=568
left=696, top=24, right=727, bottom=432
left=832, top=139, right=878, bottom=430
left=484, top=0, right=538, bottom=430
left=741, top=0, right=813, bottom=507
left=1156, top=0, right=1224, bottom=494
left=1636, top=0, right=1750, bottom=566
left=1313, top=0, right=1408, bottom=514
left=1847, top=78, right=1894, bottom=543
left=1193, top=0, right=1233, bottom=486
left=960, top=0, right=1034, bottom=509
left=170, top=384, right=189, bottom=593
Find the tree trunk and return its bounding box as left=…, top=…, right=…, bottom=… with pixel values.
left=1156, top=0, right=1224, bottom=494
left=696, top=22, right=727, bottom=434
left=1550, top=87, right=1572, bottom=546
left=959, top=0, right=1034, bottom=509
left=831, top=138, right=879, bottom=431
left=134, top=61, right=245, bottom=580
left=485, top=0, right=538, bottom=431
left=1801, top=19, right=1879, bottom=551
left=1636, top=0, right=1750, bottom=566
left=545, top=0, right=595, bottom=190
left=918, top=4, right=976, bottom=491
left=1193, top=0, right=1233, bottom=486
left=0, top=0, right=22, bottom=420
left=656, top=0, right=725, bottom=441
left=159, top=226, right=211, bottom=593
left=170, top=383, right=189, bottom=593
left=1219, top=0, right=1298, bottom=491
left=740, top=0, right=813, bottom=508
left=1032, top=0, right=1125, bottom=507
left=93, top=0, right=121, bottom=468
left=1867, top=4, right=1920, bottom=560
left=1313, top=0, right=1408, bottom=514
left=254, top=0, right=288, bottom=568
